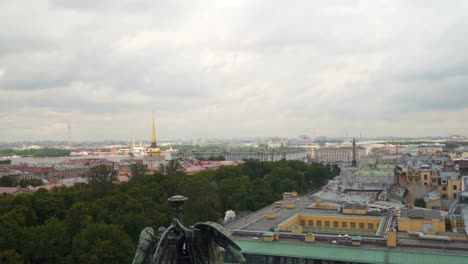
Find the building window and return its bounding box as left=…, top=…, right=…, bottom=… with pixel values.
left=368, top=223, right=374, bottom=229
left=333, top=221, right=339, bottom=228
left=442, top=187, right=447, bottom=191
left=454, top=193, right=457, bottom=198
left=424, top=175, right=427, bottom=180
left=359, top=223, right=365, bottom=229
left=350, top=222, right=356, bottom=228
left=317, top=220, right=322, bottom=227
left=431, top=179, right=437, bottom=183
left=325, top=221, right=330, bottom=227
left=300, top=220, right=305, bottom=226
left=453, top=185, right=457, bottom=190
left=442, top=194, right=447, bottom=199
left=342, top=222, right=347, bottom=228
left=308, top=220, right=313, bottom=226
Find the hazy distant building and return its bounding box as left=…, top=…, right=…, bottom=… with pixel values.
left=314, top=147, right=365, bottom=163
left=171, top=148, right=307, bottom=162
left=143, top=115, right=166, bottom=169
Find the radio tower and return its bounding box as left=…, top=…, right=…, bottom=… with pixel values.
left=68, top=121, right=71, bottom=147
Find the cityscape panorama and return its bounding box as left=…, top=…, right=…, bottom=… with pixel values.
left=1, top=1, right=468, bottom=263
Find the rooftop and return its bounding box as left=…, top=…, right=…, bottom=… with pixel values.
left=227, top=195, right=341, bottom=232
left=425, top=190, right=440, bottom=202
left=399, top=209, right=443, bottom=221
left=440, top=171, right=460, bottom=180
left=0, top=187, right=20, bottom=194
left=343, top=203, right=368, bottom=210
left=234, top=239, right=468, bottom=264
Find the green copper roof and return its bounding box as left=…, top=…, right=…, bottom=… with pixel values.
left=235, top=240, right=468, bottom=264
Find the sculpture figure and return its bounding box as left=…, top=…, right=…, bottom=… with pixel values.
left=132, top=195, right=245, bottom=264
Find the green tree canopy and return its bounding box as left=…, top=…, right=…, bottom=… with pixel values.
left=0, top=159, right=331, bottom=262
left=72, top=224, right=134, bottom=264
left=0, top=176, right=14, bottom=187
left=88, top=165, right=117, bottom=199
left=129, top=163, right=148, bottom=183
left=22, top=218, right=71, bottom=263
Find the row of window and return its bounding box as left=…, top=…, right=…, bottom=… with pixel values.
left=299, top=220, right=374, bottom=230
left=441, top=185, right=458, bottom=191
left=441, top=193, right=457, bottom=199
left=414, top=179, right=459, bottom=191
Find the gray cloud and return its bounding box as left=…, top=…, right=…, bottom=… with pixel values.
left=1, top=0, right=468, bottom=141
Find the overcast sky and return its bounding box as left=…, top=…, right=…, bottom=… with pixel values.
left=1, top=0, right=467, bottom=142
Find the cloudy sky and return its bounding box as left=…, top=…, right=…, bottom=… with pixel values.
left=1, top=0, right=467, bottom=142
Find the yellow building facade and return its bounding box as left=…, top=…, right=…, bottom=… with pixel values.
left=406, top=169, right=439, bottom=185
left=387, top=230, right=397, bottom=247
left=398, top=209, right=445, bottom=233
left=398, top=218, right=445, bottom=233
left=342, top=206, right=367, bottom=215
left=278, top=213, right=384, bottom=235
left=425, top=198, right=442, bottom=210
left=438, top=179, right=462, bottom=200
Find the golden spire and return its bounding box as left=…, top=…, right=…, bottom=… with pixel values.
left=151, top=112, right=156, bottom=144
left=148, top=112, right=159, bottom=151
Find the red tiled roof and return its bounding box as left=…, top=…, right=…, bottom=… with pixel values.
left=0, top=187, right=19, bottom=194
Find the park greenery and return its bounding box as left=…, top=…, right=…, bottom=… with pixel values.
left=18, top=179, right=44, bottom=188
left=0, top=160, right=11, bottom=165
left=0, top=178, right=45, bottom=188
left=0, top=148, right=71, bottom=158
left=0, top=159, right=331, bottom=263
left=414, top=198, right=427, bottom=208
left=0, top=176, right=14, bottom=187
left=198, top=155, right=226, bottom=161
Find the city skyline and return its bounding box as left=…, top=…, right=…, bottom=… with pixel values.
left=1, top=1, right=468, bottom=141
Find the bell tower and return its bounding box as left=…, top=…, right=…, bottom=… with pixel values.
left=143, top=112, right=165, bottom=169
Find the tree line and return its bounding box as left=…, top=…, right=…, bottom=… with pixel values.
left=0, top=159, right=331, bottom=263
left=0, top=148, right=71, bottom=158
left=0, top=178, right=44, bottom=188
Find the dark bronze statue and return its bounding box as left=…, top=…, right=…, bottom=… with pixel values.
left=132, top=195, right=246, bottom=264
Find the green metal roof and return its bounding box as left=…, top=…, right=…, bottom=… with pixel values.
left=235, top=240, right=468, bottom=264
